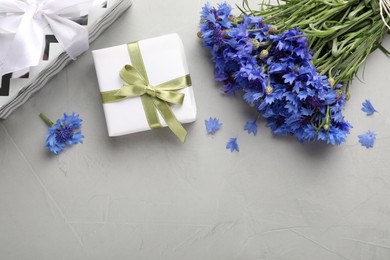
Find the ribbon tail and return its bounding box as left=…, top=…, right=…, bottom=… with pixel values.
left=44, top=14, right=89, bottom=59
left=156, top=90, right=185, bottom=105
left=141, top=95, right=162, bottom=129
left=153, top=98, right=187, bottom=143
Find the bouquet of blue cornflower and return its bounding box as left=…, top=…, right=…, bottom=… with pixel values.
left=199, top=1, right=389, bottom=145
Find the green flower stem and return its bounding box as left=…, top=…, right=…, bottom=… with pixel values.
left=39, top=113, right=54, bottom=127
left=245, top=0, right=389, bottom=92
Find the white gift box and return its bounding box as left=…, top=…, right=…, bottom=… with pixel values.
left=92, top=33, right=197, bottom=137
left=0, top=0, right=133, bottom=119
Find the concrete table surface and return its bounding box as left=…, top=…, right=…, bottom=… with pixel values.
left=1, top=1, right=390, bottom=259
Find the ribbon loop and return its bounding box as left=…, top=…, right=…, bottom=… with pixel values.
left=100, top=41, right=192, bottom=142
left=120, top=64, right=148, bottom=86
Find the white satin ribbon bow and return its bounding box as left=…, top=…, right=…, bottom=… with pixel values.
left=0, top=0, right=94, bottom=76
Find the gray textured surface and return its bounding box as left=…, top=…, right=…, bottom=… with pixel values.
left=1, top=0, right=390, bottom=259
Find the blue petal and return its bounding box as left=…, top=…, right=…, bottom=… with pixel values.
left=283, top=72, right=296, bottom=84
left=244, top=119, right=258, bottom=135
left=205, top=117, right=222, bottom=134
left=226, top=138, right=239, bottom=152
left=358, top=131, right=376, bottom=148
left=361, top=99, right=377, bottom=116
left=243, top=90, right=263, bottom=105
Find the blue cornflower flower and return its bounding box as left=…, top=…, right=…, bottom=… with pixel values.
left=235, top=41, right=253, bottom=59
left=269, top=62, right=286, bottom=74
left=40, top=113, right=84, bottom=154
left=361, top=99, right=377, bottom=116
left=216, top=2, right=232, bottom=27
left=216, top=2, right=232, bottom=19
left=243, top=90, right=263, bottom=105
left=244, top=119, right=258, bottom=135
left=283, top=72, right=296, bottom=84
left=205, top=117, right=223, bottom=134
left=200, top=2, right=216, bottom=22
left=226, top=137, right=239, bottom=152
left=358, top=130, right=376, bottom=148
left=244, top=16, right=262, bottom=25
left=316, top=125, right=350, bottom=145
left=221, top=81, right=240, bottom=94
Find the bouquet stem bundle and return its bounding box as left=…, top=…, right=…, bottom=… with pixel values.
left=243, top=0, right=390, bottom=92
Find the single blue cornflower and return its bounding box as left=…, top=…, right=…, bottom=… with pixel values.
left=40, top=113, right=84, bottom=154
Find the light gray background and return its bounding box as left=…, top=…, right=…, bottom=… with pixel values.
left=1, top=0, right=390, bottom=259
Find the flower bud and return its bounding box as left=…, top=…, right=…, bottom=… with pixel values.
left=328, top=77, right=335, bottom=88
left=229, top=16, right=238, bottom=23
left=259, top=49, right=269, bottom=59
left=197, top=31, right=202, bottom=38
left=323, top=124, right=330, bottom=131
left=265, top=86, right=273, bottom=95
left=268, top=25, right=277, bottom=34
left=336, top=89, right=343, bottom=99
left=249, top=39, right=260, bottom=50
left=346, top=92, right=351, bottom=101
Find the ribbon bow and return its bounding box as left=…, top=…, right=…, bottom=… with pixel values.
left=0, top=0, right=94, bottom=76
left=100, top=42, right=192, bottom=142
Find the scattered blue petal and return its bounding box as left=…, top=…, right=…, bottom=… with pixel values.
left=226, top=137, right=239, bottom=152
left=44, top=113, right=84, bottom=154
left=244, top=119, right=258, bottom=135
left=205, top=117, right=223, bottom=134
left=361, top=99, right=377, bottom=116
left=358, top=130, right=376, bottom=148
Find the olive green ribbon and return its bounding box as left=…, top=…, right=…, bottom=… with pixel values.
left=100, top=42, right=191, bottom=142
